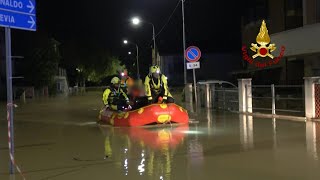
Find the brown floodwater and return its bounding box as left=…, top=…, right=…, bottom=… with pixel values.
left=1, top=91, right=320, bottom=180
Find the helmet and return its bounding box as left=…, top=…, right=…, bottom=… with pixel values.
left=111, top=77, right=120, bottom=84
left=149, top=65, right=161, bottom=74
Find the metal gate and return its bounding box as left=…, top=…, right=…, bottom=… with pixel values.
left=197, top=82, right=238, bottom=111
left=215, top=87, right=239, bottom=111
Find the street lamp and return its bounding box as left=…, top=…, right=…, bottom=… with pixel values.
left=131, top=17, right=157, bottom=65
left=128, top=51, right=132, bottom=55
left=132, top=17, right=140, bottom=25
left=124, top=39, right=140, bottom=79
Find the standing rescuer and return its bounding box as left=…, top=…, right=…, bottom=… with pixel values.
left=144, top=65, right=174, bottom=104
left=102, top=77, right=131, bottom=111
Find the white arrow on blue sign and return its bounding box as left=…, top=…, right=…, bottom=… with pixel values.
left=0, top=0, right=36, bottom=31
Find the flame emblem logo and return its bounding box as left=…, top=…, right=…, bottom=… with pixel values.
left=250, top=20, right=276, bottom=59
left=241, top=20, right=285, bottom=68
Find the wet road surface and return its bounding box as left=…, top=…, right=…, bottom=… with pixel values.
left=1, top=91, right=320, bottom=180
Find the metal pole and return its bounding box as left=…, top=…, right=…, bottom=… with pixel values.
left=5, top=27, right=14, bottom=174
left=271, top=84, right=276, bottom=115
left=136, top=44, right=140, bottom=79
left=193, top=69, right=197, bottom=106
left=182, top=0, right=187, bottom=85
left=152, top=24, right=156, bottom=66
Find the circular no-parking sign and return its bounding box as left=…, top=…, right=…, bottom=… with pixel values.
left=185, top=46, right=201, bottom=62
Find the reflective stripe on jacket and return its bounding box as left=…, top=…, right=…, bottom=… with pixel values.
left=144, top=74, right=172, bottom=100
left=102, top=87, right=129, bottom=106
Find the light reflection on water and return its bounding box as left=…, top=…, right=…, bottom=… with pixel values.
left=306, top=121, right=320, bottom=161
left=239, top=114, right=254, bottom=150
left=138, top=150, right=145, bottom=175
left=98, top=109, right=320, bottom=179
left=124, top=148, right=129, bottom=176
left=100, top=125, right=190, bottom=180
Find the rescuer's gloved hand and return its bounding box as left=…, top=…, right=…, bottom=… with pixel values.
left=126, top=105, right=132, bottom=111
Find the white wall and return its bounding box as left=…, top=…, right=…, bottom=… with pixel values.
left=270, top=23, right=320, bottom=57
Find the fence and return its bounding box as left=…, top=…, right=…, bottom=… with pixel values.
left=195, top=81, right=305, bottom=117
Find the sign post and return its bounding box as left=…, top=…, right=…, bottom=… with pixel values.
left=185, top=46, right=201, bottom=107
left=0, top=0, right=36, bottom=175
left=5, top=26, right=14, bottom=174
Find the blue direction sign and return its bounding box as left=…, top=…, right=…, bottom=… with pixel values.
left=185, top=46, right=201, bottom=62
left=0, top=0, right=36, bottom=31
left=0, top=0, right=35, bottom=14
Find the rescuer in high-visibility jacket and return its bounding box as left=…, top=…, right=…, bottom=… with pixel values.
left=102, top=77, right=131, bottom=111
left=144, top=65, right=174, bottom=104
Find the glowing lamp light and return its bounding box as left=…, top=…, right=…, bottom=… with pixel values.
left=128, top=52, right=132, bottom=55
left=132, top=17, right=141, bottom=25
left=123, top=40, right=128, bottom=44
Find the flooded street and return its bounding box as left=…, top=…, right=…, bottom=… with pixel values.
left=1, top=91, right=320, bottom=180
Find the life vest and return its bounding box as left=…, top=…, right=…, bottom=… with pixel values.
left=107, top=87, right=122, bottom=104
left=148, top=74, right=164, bottom=94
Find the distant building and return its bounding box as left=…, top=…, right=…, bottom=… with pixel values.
left=55, top=67, right=69, bottom=96
left=236, top=0, right=320, bottom=85
left=160, top=53, right=241, bottom=86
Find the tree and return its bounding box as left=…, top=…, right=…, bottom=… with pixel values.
left=86, top=56, right=125, bottom=84
left=62, top=40, right=125, bottom=86
left=22, top=38, right=61, bottom=88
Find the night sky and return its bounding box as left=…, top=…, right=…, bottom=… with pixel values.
left=33, top=0, right=246, bottom=54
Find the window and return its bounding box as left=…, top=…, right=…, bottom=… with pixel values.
left=285, top=0, right=303, bottom=30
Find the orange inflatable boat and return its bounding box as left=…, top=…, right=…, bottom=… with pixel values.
left=98, top=103, right=189, bottom=126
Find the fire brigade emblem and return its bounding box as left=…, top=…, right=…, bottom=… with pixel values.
left=250, top=20, right=276, bottom=59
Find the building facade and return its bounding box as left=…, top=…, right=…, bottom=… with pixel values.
left=238, top=0, right=320, bottom=84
